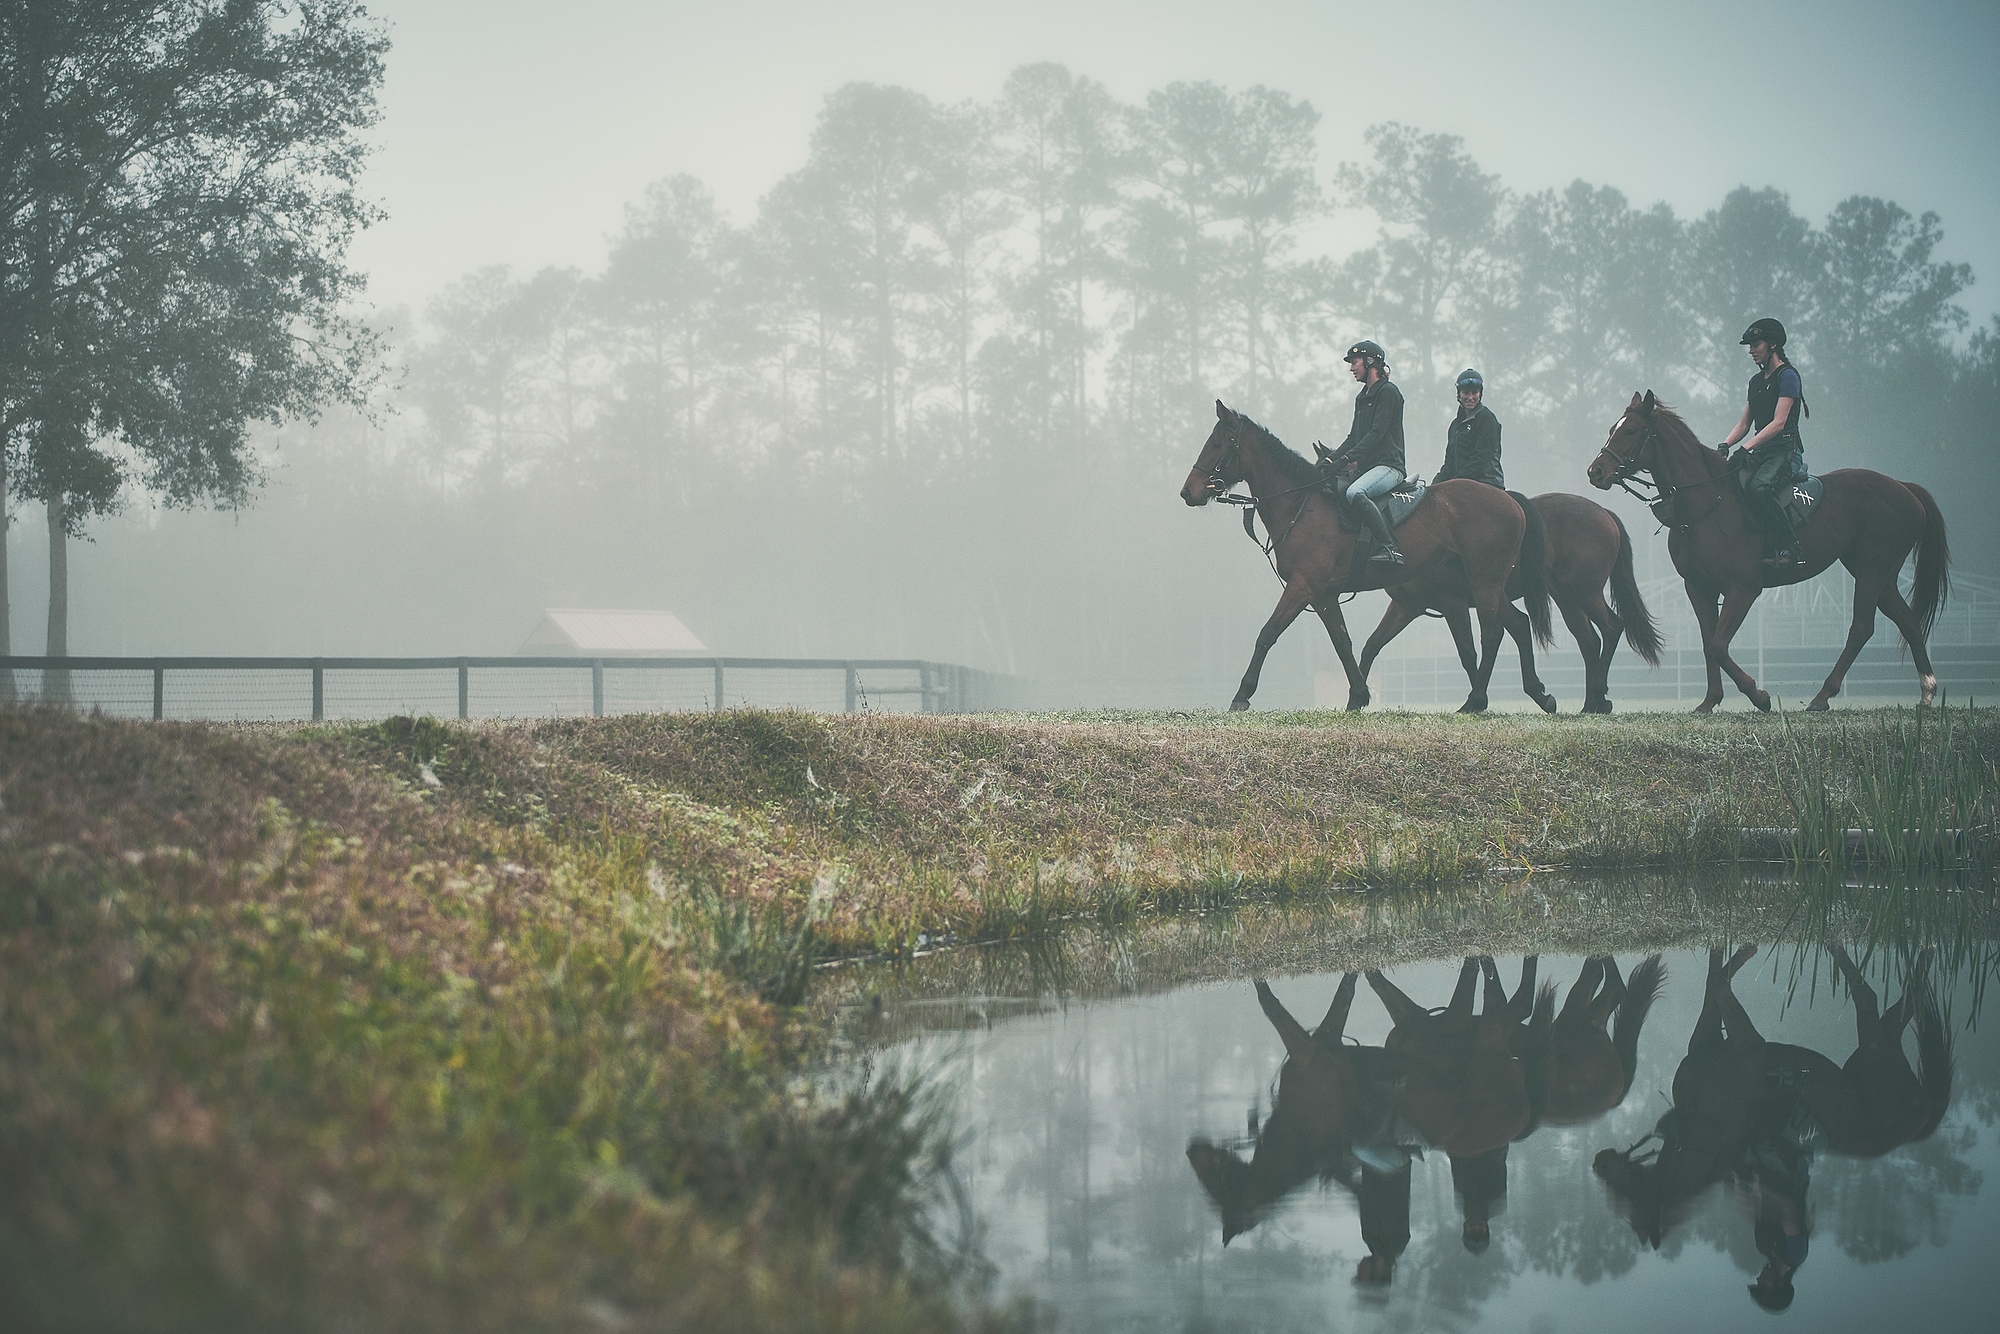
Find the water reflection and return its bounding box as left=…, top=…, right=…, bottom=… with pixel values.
left=874, top=937, right=1993, bottom=1330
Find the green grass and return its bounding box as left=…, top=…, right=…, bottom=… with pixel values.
left=4, top=701, right=1995, bottom=1329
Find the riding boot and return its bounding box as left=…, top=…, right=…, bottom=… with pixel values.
left=1353, top=495, right=1404, bottom=564
left=1753, top=489, right=1798, bottom=569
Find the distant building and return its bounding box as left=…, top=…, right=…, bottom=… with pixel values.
left=517, top=609, right=708, bottom=657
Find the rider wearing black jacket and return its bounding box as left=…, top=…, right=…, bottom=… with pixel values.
left=1437, top=368, right=1503, bottom=488
left=1322, top=340, right=1409, bottom=563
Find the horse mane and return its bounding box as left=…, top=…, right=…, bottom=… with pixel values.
left=1643, top=399, right=1726, bottom=472
left=1239, top=414, right=1323, bottom=489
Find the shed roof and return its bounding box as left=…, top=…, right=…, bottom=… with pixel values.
left=518, top=609, right=708, bottom=656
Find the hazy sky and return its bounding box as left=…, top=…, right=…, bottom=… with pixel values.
left=351, top=0, right=2000, bottom=327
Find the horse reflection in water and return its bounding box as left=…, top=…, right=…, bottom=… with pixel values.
left=1594, top=945, right=1953, bottom=1313
left=1540, top=954, right=1668, bottom=1126
left=1191, top=957, right=1661, bottom=1281
left=1186, top=973, right=1419, bottom=1284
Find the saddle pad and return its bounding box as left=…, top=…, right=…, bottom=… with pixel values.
left=1781, top=474, right=1823, bottom=530
left=1381, top=483, right=1427, bottom=529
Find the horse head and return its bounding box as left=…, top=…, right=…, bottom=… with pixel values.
left=1182, top=400, right=1248, bottom=506
left=1587, top=391, right=1661, bottom=490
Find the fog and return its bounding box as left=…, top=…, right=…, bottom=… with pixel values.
left=7, top=0, right=1998, bottom=707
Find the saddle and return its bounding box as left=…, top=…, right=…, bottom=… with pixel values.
left=1777, top=474, right=1823, bottom=530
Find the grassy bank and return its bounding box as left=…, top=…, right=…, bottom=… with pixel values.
left=1, top=703, right=1993, bottom=1327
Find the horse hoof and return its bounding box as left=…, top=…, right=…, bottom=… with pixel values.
left=1583, top=698, right=1613, bottom=715
left=1534, top=692, right=1558, bottom=715
left=1229, top=699, right=1251, bottom=713
left=1749, top=691, right=1771, bottom=713
left=1805, top=697, right=1831, bottom=713
left=1457, top=698, right=1488, bottom=715
left=1693, top=701, right=1718, bottom=715
left=1346, top=695, right=1369, bottom=712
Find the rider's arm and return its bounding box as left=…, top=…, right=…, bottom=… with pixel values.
left=1744, top=398, right=1795, bottom=452
left=1722, top=402, right=1752, bottom=448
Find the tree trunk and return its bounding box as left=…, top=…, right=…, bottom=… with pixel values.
left=45, top=491, right=68, bottom=703
left=0, top=451, right=12, bottom=704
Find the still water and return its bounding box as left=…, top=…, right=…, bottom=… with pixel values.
left=829, top=882, right=1997, bottom=1331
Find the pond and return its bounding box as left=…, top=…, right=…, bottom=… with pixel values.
left=818, top=875, right=1998, bottom=1332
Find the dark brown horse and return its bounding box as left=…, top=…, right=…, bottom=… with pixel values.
left=1588, top=392, right=1950, bottom=711
left=1182, top=402, right=1550, bottom=712
left=1356, top=493, right=1664, bottom=714
left=1806, top=944, right=1953, bottom=1158
left=1538, top=954, right=1667, bottom=1126
left=1367, top=957, right=1541, bottom=1158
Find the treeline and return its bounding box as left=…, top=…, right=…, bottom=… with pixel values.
left=23, top=63, right=2000, bottom=691
left=398, top=67, right=1990, bottom=499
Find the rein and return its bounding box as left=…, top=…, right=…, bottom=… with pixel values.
left=1597, top=418, right=1745, bottom=531
left=1203, top=418, right=1340, bottom=592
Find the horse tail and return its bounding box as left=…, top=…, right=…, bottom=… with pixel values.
left=1906, top=482, right=1951, bottom=644
left=1607, top=512, right=1664, bottom=666
left=1613, top=954, right=1668, bottom=1096
left=1914, top=989, right=1955, bottom=1139
left=1510, top=490, right=1555, bottom=648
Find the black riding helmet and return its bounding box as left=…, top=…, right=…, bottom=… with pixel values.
left=1456, top=367, right=1484, bottom=391
left=1345, top=339, right=1386, bottom=364
left=1740, top=317, right=1787, bottom=348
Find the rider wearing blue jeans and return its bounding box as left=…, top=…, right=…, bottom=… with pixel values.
left=1323, top=339, right=1408, bottom=564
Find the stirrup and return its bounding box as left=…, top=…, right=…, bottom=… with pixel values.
left=1761, top=549, right=1797, bottom=570
left=1369, top=545, right=1404, bottom=564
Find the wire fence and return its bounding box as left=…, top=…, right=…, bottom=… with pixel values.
left=0, top=657, right=1019, bottom=723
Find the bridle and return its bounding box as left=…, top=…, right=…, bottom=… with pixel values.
left=1593, top=411, right=1743, bottom=532
left=1197, top=415, right=1343, bottom=592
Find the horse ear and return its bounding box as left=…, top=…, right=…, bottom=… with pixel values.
left=1216, top=399, right=1230, bottom=421
left=1642, top=390, right=1658, bottom=413
left=1627, top=391, right=1645, bottom=412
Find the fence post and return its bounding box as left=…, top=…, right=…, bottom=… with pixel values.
left=152, top=665, right=164, bottom=721
left=458, top=661, right=469, bottom=720
left=918, top=662, right=932, bottom=714
left=845, top=663, right=857, bottom=713
left=311, top=660, right=324, bottom=721
left=713, top=660, right=725, bottom=712
left=592, top=660, right=604, bottom=718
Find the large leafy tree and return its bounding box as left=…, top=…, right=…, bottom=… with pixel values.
left=0, top=0, right=385, bottom=678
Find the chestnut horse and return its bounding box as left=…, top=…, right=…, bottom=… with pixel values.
left=1588, top=392, right=1949, bottom=712
left=1367, top=957, right=1542, bottom=1157
left=1356, top=493, right=1663, bottom=714
left=1182, top=402, right=1550, bottom=712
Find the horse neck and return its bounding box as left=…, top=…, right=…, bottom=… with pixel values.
left=1649, top=417, right=1727, bottom=492
left=1238, top=428, right=1298, bottom=506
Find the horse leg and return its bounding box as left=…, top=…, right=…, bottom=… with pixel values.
left=1827, top=943, right=1880, bottom=1048
left=1314, top=971, right=1361, bottom=1047
left=1480, top=956, right=1508, bottom=1013
left=1503, top=603, right=1558, bottom=713
left=1315, top=602, right=1369, bottom=712
left=1873, top=585, right=1939, bottom=708
left=1358, top=598, right=1425, bottom=694
left=1231, top=575, right=1314, bottom=711
left=1450, top=957, right=1480, bottom=1016
left=1445, top=605, right=1479, bottom=679
left=1585, top=957, right=1627, bottom=1027
left=1503, top=955, right=1539, bottom=1021
left=1556, top=593, right=1605, bottom=714
left=1254, top=978, right=1316, bottom=1062
left=1459, top=602, right=1508, bottom=715
left=1806, top=570, right=1891, bottom=711
left=1560, top=957, right=1608, bottom=1024
left=1367, top=969, right=1429, bottom=1029
left=1708, top=586, right=1771, bottom=712
left=1879, top=951, right=1934, bottom=1036
left=1686, top=580, right=1727, bottom=713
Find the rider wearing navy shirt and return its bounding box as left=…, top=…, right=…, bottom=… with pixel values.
left=1721, top=317, right=1808, bottom=569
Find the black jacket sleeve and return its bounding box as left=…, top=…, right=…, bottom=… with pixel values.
left=1351, top=382, right=1406, bottom=475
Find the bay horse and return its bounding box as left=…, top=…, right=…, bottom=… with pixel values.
left=1367, top=957, right=1542, bottom=1159
left=1805, top=944, right=1953, bottom=1158
left=1537, top=954, right=1667, bottom=1126
left=1355, top=493, right=1663, bottom=714
left=1182, top=401, right=1550, bottom=712
left=1588, top=391, right=1950, bottom=711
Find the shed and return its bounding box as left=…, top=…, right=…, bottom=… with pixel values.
left=517, top=609, right=708, bottom=657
